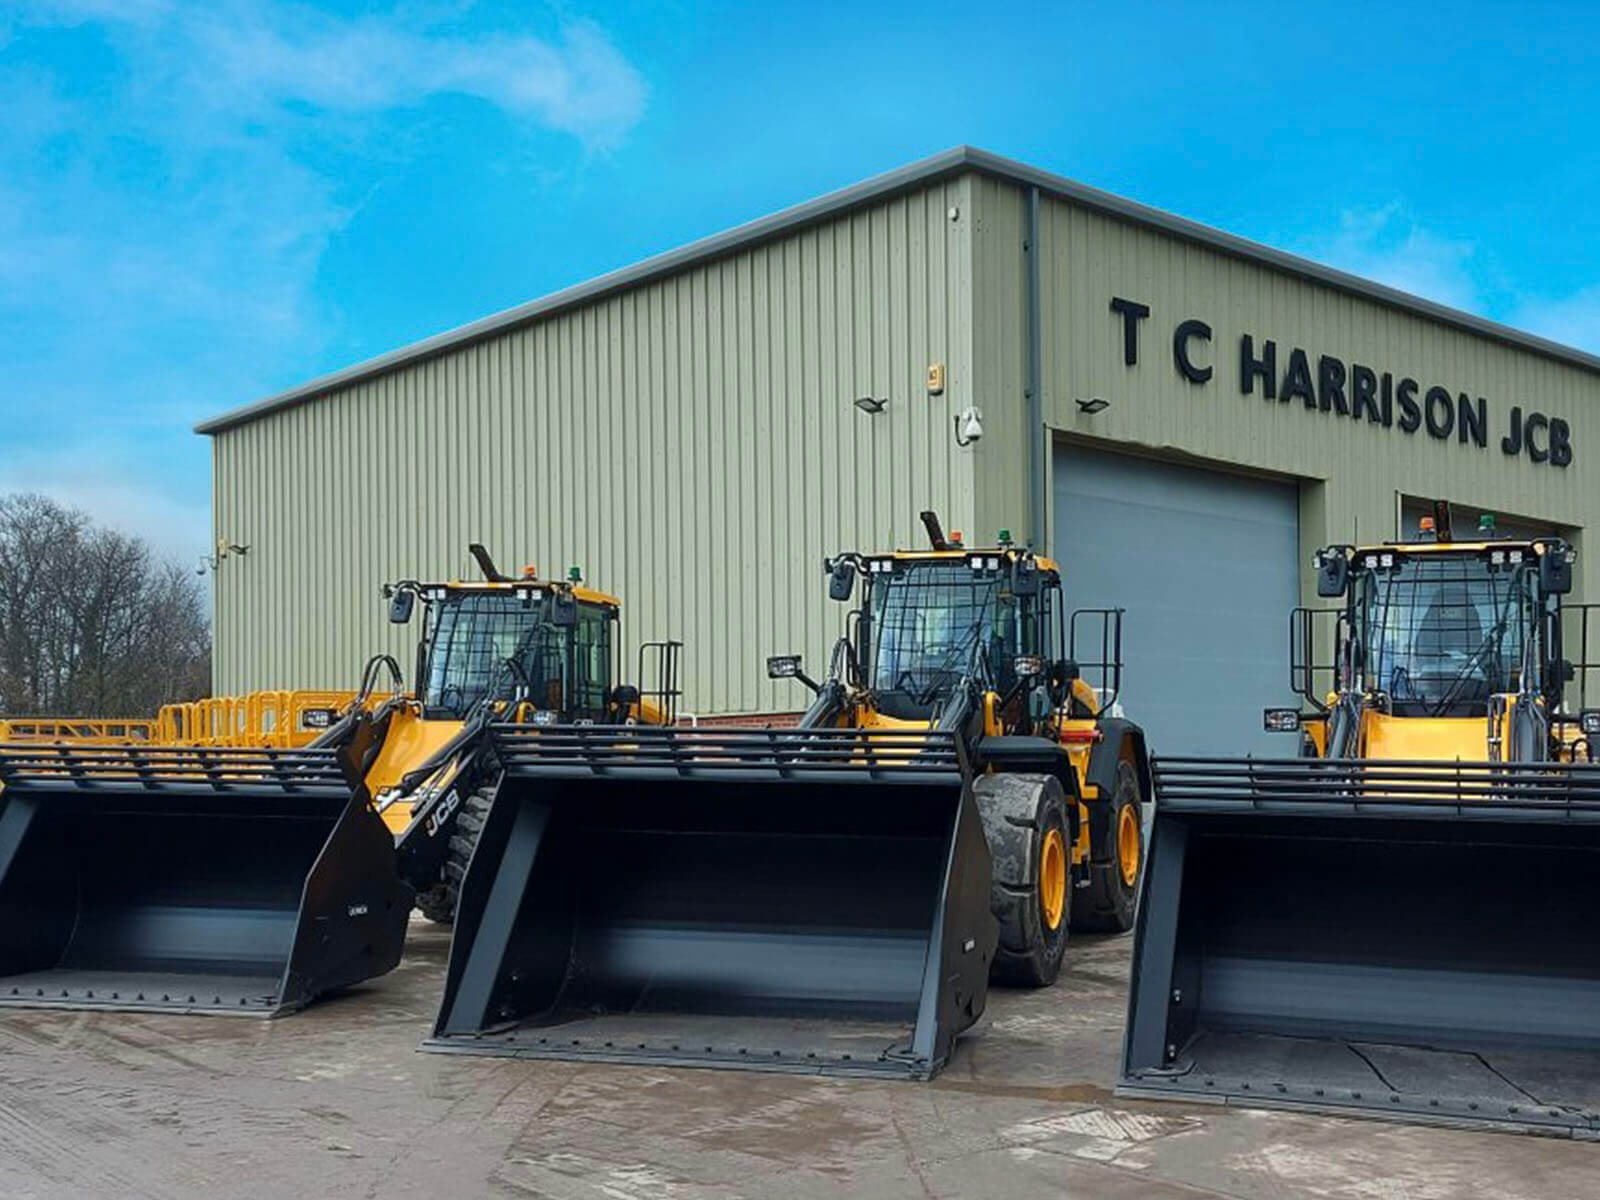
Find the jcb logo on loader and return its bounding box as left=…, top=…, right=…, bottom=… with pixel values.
left=425, top=788, right=461, bottom=838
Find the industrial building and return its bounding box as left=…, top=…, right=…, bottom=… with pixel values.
left=197, top=146, right=1599, bottom=754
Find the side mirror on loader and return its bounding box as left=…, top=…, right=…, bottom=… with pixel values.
left=388, top=588, right=415, bottom=624
left=827, top=559, right=856, bottom=602
left=1316, top=551, right=1350, bottom=598
left=767, top=654, right=819, bottom=693
left=550, top=590, right=579, bottom=627
left=1540, top=545, right=1574, bottom=596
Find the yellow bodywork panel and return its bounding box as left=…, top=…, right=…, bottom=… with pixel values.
left=1360, top=709, right=1486, bottom=761
left=365, top=707, right=465, bottom=833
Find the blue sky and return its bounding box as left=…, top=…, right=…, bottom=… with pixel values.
left=2, top=0, right=1597, bottom=559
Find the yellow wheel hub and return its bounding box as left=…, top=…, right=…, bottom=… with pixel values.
left=1040, top=828, right=1067, bottom=931
left=1117, top=802, right=1141, bottom=887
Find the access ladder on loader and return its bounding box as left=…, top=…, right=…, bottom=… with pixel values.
left=1122, top=504, right=1600, bottom=1136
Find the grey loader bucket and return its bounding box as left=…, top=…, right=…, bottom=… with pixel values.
left=0, top=743, right=413, bottom=1015
left=1121, top=757, right=1600, bottom=1136
left=426, top=725, right=996, bottom=1078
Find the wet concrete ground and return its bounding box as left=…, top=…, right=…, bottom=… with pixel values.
left=2, top=920, right=1595, bottom=1199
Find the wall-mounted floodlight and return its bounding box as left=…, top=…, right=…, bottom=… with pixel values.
left=1076, top=397, right=1110, bottom=415
left=854, top=396, right=888, bottom=415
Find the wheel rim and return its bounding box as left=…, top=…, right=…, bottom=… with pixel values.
left=1117, top=802, right=1141, bottom=887
left=1040, top=828, right=1067, bottom=930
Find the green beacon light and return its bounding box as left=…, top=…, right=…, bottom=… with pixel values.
left=1479, top=513, right=1496, bottom=536
left=568, top=565, right=582, bottom=582
left=998, top=529, right=1012, bottom=547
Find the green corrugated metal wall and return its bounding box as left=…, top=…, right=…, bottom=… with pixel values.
left=211, top=177, right=983, bottom=712
left=968, top=181, right=1599, bottom=606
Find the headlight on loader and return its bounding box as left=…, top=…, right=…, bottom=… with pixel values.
left=1582, top=710, right=1600, bottom=738
left=766, top=655, right=802, bottom=679
left=1262, top=707, right=1302, bottom=733
left=1013, top=655, right=1044, bottom=680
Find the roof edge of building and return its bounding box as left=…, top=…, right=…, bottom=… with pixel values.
left=196, top=145, right=1600, bottom=436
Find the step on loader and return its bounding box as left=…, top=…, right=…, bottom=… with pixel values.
left=427, top=513, right=1151, bottom=1079
left=1121, top=502, right=1600, bottom=1136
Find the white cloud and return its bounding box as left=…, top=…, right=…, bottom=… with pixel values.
left=181, top=12, right=647, bottom=148
left=18, top=2, right=647, bottom=149
left=1299, top=202, right=1600, bottom=356
left=1314, top=202, right=1483, bottom=313
left=0, top=3, right=648, bottom=562
left=1512, top=286, right=1600, bottom=355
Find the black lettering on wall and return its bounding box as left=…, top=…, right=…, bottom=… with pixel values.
left=1424, top=386, right=1455, bottom=439
left=1240, top=335, right=1277, bottom=398
left=1458, top=394, right=1487, bottom=447
left=1282, top=348, right=1316, bottom=407
left=1503, top=405, right=1524, bottom=455
left=1550, top=418, right=1573, bottom=468
left=1350, top=364, right=1381, bottom=423
left=1110, top=297, right=1151, bottom=366
left=1174, top=319, right=1213, bottom=383
left=1527, top=412, right=1550, bottom=463
left=1397, top=377, right=1422, bottom=433
left=1381, top=372, right=1394, bottom=426
left=1317, top=356, right=1349, bottom=415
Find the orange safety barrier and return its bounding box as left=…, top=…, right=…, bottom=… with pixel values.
left=0, top=719, right=157, bottom=745
left=152, top=690, right=392, bottom=748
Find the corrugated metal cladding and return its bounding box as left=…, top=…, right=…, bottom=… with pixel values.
left=976, top=184, right=1599, bottom=603
left=209, top=149, right=1600, bottom=714
left=211, top=177, right=986, bottom=711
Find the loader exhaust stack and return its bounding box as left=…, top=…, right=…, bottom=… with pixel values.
left=1122, top=756, right=1600, bottom=1136
left=427, top=725, right=996, bottom=1078
left=0, top=743, right=412, bottom=1015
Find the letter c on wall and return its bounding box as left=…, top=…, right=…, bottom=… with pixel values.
left=1174, top=319, right=1213, bottom=383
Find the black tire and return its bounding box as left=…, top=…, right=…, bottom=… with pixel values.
left=1074, top=759, right=1143, bottom=933
left=414, top=785, right=494, bottom=926
left=974, top=773, right=1072, bottom=987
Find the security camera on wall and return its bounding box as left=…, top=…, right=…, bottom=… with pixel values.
left=955, top=406, right=984, bottom=446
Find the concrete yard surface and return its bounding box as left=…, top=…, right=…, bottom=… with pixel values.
left=1, top=919, right=1595, bottom=1199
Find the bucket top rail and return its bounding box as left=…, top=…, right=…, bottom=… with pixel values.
left=0, top=742, right=351, bottom=794
left=489, top=723, right=966, bottom=783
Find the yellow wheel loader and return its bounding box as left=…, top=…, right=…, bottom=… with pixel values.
left=360, top=547, right=680, bottom=923
left=1121, top=502, right=1600, bottom=1136
left=0, top=546, right=676, bottom=1016
left=425, top=513, right=1150, bottom=1079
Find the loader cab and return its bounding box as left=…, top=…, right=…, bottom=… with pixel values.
left=854, top=550, right=1064, bottom=722
left=413, top=583, right=619, bottom=722
left=1318, top=535, right=1575, bottom=719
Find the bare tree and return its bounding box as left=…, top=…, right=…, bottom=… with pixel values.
left=0, top=493, right=211, bottom=717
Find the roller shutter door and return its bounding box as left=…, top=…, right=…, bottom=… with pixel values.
left=1052, top=442, right=1300, bottom=758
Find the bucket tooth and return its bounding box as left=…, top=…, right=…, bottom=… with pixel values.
left=424, top=725, right=997, bottom=1078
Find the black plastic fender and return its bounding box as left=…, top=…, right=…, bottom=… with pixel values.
left=1082, top=719, right=1150, bottom=864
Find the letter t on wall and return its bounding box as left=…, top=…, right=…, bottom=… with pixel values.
left=1110, top=297, right=1151, bottom=366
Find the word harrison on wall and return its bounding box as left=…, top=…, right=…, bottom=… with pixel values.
left=1108, top=297, right=1573, bottom=467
